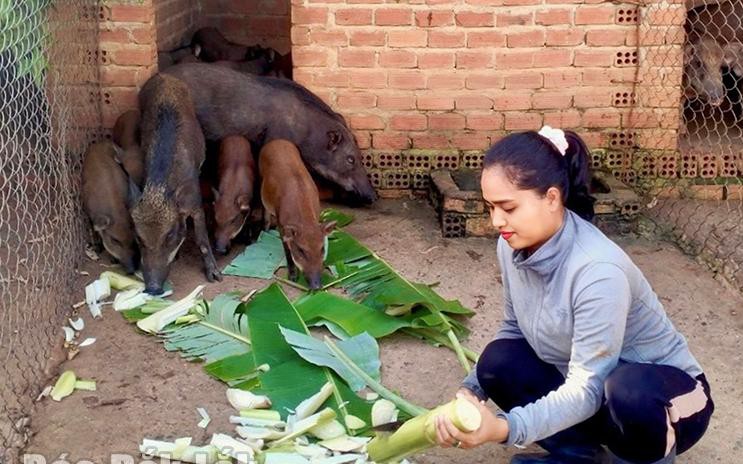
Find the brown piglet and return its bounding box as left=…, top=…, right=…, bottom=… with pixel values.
left=111, top=110, right=145, bottom=188
left=259, top=139, right=335, bottom=290
left=82, top=141, right=139, bottom=273
left=213, top=135, right=256, bottom=254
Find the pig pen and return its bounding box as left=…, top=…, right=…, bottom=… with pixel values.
left=23, top=199, right=743, bottom=464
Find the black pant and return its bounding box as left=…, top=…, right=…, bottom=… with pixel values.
left=477, top=338, right=714, bottom=464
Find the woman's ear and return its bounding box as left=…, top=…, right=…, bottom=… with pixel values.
left=545, top=186, right=562, bottom=211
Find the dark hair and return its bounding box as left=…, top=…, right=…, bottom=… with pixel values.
left=483, top=130, right=596, bottom=221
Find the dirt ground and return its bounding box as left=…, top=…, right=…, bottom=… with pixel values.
left=23, top=199, right=743, bottom=464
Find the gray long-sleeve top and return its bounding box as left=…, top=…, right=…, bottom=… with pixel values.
left=462, top=209, right=703, bottom=448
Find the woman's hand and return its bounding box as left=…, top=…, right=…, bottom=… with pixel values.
left=434, top=390, right=509, bottom=450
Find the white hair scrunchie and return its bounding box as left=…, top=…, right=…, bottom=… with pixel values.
left=537, top=125, right=568, bottom=156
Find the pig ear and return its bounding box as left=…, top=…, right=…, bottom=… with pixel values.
left=282, top=224, right=297, bottom=242
left=322, top=221, right=336, bottom=236
left=236, top=194, right=251, bottom=211
left=327, top=130, right=342, bottom=151
left=92, top=214, right=112, bottom=232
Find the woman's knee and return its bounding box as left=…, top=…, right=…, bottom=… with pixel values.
left=476, top=338, right=524, bottom=390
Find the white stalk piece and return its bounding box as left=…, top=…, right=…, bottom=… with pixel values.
left=209, top=433, right=255, bottom=464
left=226, top=388, right=272, bottom=410
left=197, top=407, right=211, bottom=429
left=263, top=453, right=310, bottom=464
left=308, top=419, right=346, bottom=441
left=295, top=382, right=334, bottom=420
left=270, top=408, right=336, bottom=447
left=69, top=317, right=84, bottom=331
left=50, top=371, right=76, bottom=401
left=139, top=438, right=218, bottom=464
left=62, top=327, right=75, bottom=343
left=344, top=415, right=366, bottom=430
left=314, top=454, right=365, bottom=464
left=78, top=338, right=96, bottom=347
left=235, top=426, right=286, bottom=441
left=101, top=271, right=145, bottom=291
left=371, top=399, right=398, bottom=427
left=319, top=436, right=369, bottom=453
left=229, top=416, right=286, bottom=429
left=113, top=288, right=151, bottom=311
left=85, top=278, right=111, bottom=318
left=136, top=285, right=204, bottom=334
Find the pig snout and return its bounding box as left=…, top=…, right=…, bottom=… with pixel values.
left=214, top=238, right=231, bottom=255
left=121, top=253, right=139, bottom=275
left=352, top=172, right=377, bottom=204
left=306, top=271, right=323, bottom=290
left=142, top=266, right=169, bottom=295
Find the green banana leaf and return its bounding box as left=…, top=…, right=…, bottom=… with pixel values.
left=223, top=230, right=286, bottom=278
left=320, top=208, right=355, bottom=228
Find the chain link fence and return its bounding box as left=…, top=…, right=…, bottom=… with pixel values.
left=0, top=1, right=102, bottom=461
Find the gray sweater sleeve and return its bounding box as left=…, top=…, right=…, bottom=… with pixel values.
left=501, top=263, right=631, bottom=447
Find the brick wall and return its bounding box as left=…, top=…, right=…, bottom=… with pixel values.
left=291, top=0, right=686, bottom=192
left=156, top=0, right=201, bottom=51
left=199, top=0, right=292, bottom=54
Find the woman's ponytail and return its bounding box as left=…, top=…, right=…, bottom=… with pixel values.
left=563, top=131, right=596, bottom=221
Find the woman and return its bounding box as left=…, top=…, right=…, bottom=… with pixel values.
left=434, top=127, right=714, bottom=464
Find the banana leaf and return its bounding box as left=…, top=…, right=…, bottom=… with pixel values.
left=223, top=230, right=287, bottom=278
left=320, top=208, right=354, bottom=228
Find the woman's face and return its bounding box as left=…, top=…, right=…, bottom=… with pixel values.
left=481, top=166, right=564, bottom=253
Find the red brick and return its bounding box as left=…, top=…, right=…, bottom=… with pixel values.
left=376, top=8, right=413, bottom=25
left=466, top=73, right=504, bottom=89
left=504, top=72, right=543, bottom=89
left=532, top=92, right=573, bottom=109
left=418, top=51, right=455, bottom=69
left=350, top=31, right=386, bottom=46
left=586, top=29, right=627, bottom=46
left=573, top=49, right=615, bottom=67
left=429, top=113, right=466, bottom=130
left=336, top=8, right=372, bottom=25
left=103, top=87, right=139, bottom=109
left=100, top=66, right=143, bottom=87
left=496, top=12, right=533, bottom=26
left=389, top=30, right=428, bottom=48
left=505, top=112, right=543, bottom=130
left=379, top=50, right=417, bottom=68
left=427, top=74, right=465, bottom=89
left=466, top=0, right=504, bottom=5
left=645, top=5, right=685, bottom=26
left=546, top=29, right=585, bottom=46
left=100, top=26, right=153, bottom=45
left=294, top=48, right=329, bottom=66
left=415, top=10, right=455, bottom=27
left=339, top=49, right=376, bottom=67
left=314, top=70, right=351, bottom=87
left=496, top=51, right=534, bottom=69
left=354, top=131, right=371, bottom=149
left=390, top=114, right=428, bottom=131
left=456, top=51, right=494, bottom=68
left=111, top=46, right=155, bottom=66
left=582, top=68, right=631, bottom=85
left=429, top=31, right=466, bottom=48
left=575, top=6, right=615, bottom=25
left=543, top=70, right=581, bottom=88
left=582, top=109, right=620, bottom=127
left=536, top=8, right=572, bottom=25
left=310, top=30, right=348, bottom=46
left=337, top=92, right=377, bottom=108
left=456, top=95, right=494, bottom=110
left=412, top=134, right=450, bottom=149
left=507, top=30, right=545, bottom=47
left=417, top=95, right=455, bottom=110
left=452, top=134, right=491, bottom=150
left=378, top=94, right=416, bottom=110
left=493, top=92, right=531, bottom=110
left=350, top=114, right=385, bottom=130
left=373, top=133, right=411, bottom=149
left=291, top=26, right=311, bottom=45
left=294, top=6, right=328, bottom=24
left=293, top=69, right=314, bottom=87
left=456, top=11, right=495, bottom=27
left=389, top=70, right=426, bottom=89
left=467, top=31, right=507, bottom=48
left=574, top=88, right=613, bottom=107
left=349, top=70, right=387, bottom=88
left=466, top=113, right=504, bottom=130
left=109, top=5, right=152, bottom=22
left=504, top=0, right=540, bottom=5
left=543, top=110, right=582, bottom=128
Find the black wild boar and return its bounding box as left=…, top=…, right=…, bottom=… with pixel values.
left=212, top=135, right=256, bottom=254
left=162, top=63, right=377, bottom=204
left=131, top=73, right=222, bottom=295
left=190, top=27, right=264, bottom=62
left=82, top=141, right=139, bottom=273
left=112, top=110, right=145, bottom=187
left=259, top=139, right=335, bottom=290
left=213, top=50, right=276, bottom=76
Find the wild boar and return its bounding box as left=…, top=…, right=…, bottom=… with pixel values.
left=82, top=141, right=139, bottom=273
left=190, top=27, right=263, bottom=62
left=131, top=73, right=221, bottom=295
left=111, top=110, right=145, bottom=187
left=212, top=135, right=256, bottom=254
left=259, top=139, right=335, bottom=290
left=162, top=63, right=377, bottom=204
left=212, top=50, right=276, bottom=76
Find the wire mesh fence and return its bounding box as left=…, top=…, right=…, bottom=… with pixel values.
left=0, top=1, right=102, bottom=461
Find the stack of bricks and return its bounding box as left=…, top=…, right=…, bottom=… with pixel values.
left=291, top=0, right=687, bottom=194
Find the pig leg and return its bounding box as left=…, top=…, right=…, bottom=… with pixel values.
left=282, top=239, right=298, bottom=281
left=191, top=208, right=223, bottom=282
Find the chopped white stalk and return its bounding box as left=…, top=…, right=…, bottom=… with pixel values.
left=87, top=301, right=102, bottom=319
left=209, top=433, right=255, bottom=463
left=371, top=399, right=399, bottom=427
left=308, top=419, right=346, bottom=440
left=295, top=444, right=330, bottom=459
left=235, top=426, right=287, bottom=441
left=113, top=288, right=151, bottom=311
left=74, top=380, right=97, bottom=391
left=229, top=416, right=286, bottom=429
left=227, top=388, right=272, bottom=410
left=173, top=437, right=191, bottom=458
left=50, top=371, right=76, bottom=401
left=263, top=453, right=310, bottom=464
left=197, top=407, right=211, bottom=429
left=69, top=317, right=84, bottom=331
left=136, top=285, right=204, bottom=334
left=63, top=327, right=75, bottom=343
left=101, top=271, right=144, bottom=291
left=235, top=437, right=264, bottom=452
left=295, top=382, right=334, bottom=420
left=85, top=277, right=110, bottom=319
left=271, top=408, right=337, bottom=447
left=365, top=392, right=379, bottom=401
left=344, top=415, right=366, bottom=430
left=78, top=338, right=96, bottom=347
left=314, top=454, right=365, bottom=464
left=36, top=385, right=52, bottom=402
left=176, top=314, right=200, bottom=324
left=240, top=409, right=282, bottom=421
left=319, top=436, right=370, bottom=453
left=140, top=438, right=218, bottom=464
